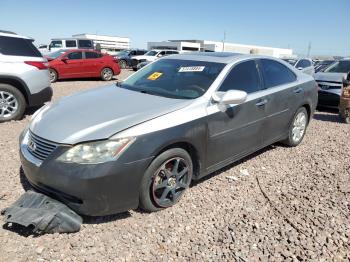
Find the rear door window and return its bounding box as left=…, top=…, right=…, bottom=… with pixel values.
left=66, top=40, right=77, bottom=48
left=219, top=60, right=262, bottom=94
left=85, top=52, right=102, bottom=59
left=0, top=36, right=42, bottom=57
left=67, top=51, right=82, bottom=60
left=78, top=40, right=93, bottom=48
left=260, top=59, right=296, bottom=88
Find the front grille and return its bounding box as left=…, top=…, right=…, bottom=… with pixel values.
left=27, top=131, right=58, bottom=161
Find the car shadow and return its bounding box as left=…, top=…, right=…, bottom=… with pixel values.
left=191, top=144, right=277, bottom=187
left=56, top=76, right=118, bottom=82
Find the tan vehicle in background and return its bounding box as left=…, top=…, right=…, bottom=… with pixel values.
left=339, top=72, right=350, bottom=123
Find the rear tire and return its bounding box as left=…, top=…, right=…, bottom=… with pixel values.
left=49, top=68, right=58, bottom=83
left=101, top=68, right=114, bottom=81
left=282, top=107, right=308, bottom=147
left=139, top=148, right=193, bottom=212
left=119, top=60, right=127, bottom=69
left=0, top=84, right=26, bottom=122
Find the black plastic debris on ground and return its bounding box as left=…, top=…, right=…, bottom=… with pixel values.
left=1, top=190, right=82, bottom=234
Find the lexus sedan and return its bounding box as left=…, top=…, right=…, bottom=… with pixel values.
left=19, top=53, right=318, bottom=216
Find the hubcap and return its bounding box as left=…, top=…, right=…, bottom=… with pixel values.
left=49, top=70, right=56, bottom=81
left=292, top=111, right=307, bottom=143
left=103, top=69, right=113, bottom=80
left=152, top=157, right=191, bottom=207
left=0, top=91, right=18, bottom=118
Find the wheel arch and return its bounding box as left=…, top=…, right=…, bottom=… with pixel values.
left=155, top=141, right=201, bottom=179
left=301, top=103, right=312, bottom=124
left=0, top=76, right=30, bottom=104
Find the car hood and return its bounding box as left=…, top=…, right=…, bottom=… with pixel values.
left=29, top=85, right=192, bottom=144
left=314, top=72, right=346, bottom=83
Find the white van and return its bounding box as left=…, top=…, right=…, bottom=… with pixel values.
left=47, top=38, right=94, bottom=53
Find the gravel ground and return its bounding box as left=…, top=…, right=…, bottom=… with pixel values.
left=0, top=70, right=349, bottom=261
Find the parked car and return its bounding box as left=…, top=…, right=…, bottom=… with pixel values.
left=114, top=49, right=147, bottom=69
left=136, top=61, right=150, bottom=70
left=315, top=58, right=350, bottom=108
left=19, top=53, right=317, bottom=216
left=283, top=58, right=315, bottom=76
left=314, top=60, right=336, bottom=73
left=0, top=30, right=52, bottom=122
left=46, top=49, right=120, bottom=82
left=47, top=38, right=94, bottom=53
left=131, top=49, right=180, bottom=71
left=339, top=72, right=350, bottom=123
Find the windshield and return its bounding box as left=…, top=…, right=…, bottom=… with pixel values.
left=47, top=49, right=67, bottom=59
left=283, top=59, right=297, bottom=66
left=119, top=59, right=225, bottom=99
left=324, top=60, right=350, bottom=73
left=145, top=50, right=158, bottom=56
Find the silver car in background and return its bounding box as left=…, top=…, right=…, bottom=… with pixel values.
left=19, top=53, right=317, bottom=216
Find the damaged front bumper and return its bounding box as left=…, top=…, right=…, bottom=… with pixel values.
left=19, top=137, right=153, bottom=216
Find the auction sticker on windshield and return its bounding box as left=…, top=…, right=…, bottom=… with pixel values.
left=148, top=72, right=163, bottom=80
left=178, top=66, right=205, bottom=72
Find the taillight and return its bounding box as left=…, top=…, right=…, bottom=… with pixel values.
left=24, top=61, right=48, bottom=70
left=113, top=57, right=119, bottom=63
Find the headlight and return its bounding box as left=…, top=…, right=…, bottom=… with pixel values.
left=57, top=138, right=135, bottom=164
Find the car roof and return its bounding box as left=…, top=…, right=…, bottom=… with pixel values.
left=149, top=49, right=179, bottom=52
left=0, top=30, right=33, bottom=40
left=164, top=52, right=245, bottom=63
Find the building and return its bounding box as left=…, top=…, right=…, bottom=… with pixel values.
left=147, top=39, right=293, bottom=58
left=147, top=41, right=201, bottom=52
left=72, top=33, right=130, bottom=54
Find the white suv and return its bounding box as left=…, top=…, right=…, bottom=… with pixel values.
left=131, top=50, right=180, bottom=71
left=0, top=30, right=52, bottom=122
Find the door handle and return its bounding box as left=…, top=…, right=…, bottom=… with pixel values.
left=255, top=99, right=268, bottom=107
left=293, top=87, right=303, bottom=94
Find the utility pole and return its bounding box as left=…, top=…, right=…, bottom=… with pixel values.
left=222, top=31, right=226, bottom=52
left=307, top=41, right=312, bottom=57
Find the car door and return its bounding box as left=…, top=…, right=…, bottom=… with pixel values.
left=83, top=51, right=103, bottom=76
left=258, top=58, right=301, bottom=145
left=206, top=59, right=266, bottom=170
left=59, top=51, right=84, bottom=78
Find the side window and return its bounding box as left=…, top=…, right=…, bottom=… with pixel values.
left=78, top=40, right=93, bottom=48
left=295, top=59, right=311, bottom=69
left=67, top=52, right=82, bottom=60
left=219, top=60, right=261, bottom=93
left=49, top=40, right=62, bottom=48
left=137, top=50, right=146, bottom=55
left=66, top=40, right=77, bottom=48
left=85, top=52, right=101, bottom=59
left=129, top=51, right=136, bottom=56
left=158, top=51, right=166, bottom=56
left=260, top=59, right=296, bottom=88
left=0, top=36, right=42, bottom=57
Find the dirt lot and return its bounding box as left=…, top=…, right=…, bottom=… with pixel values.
left=0, top=69, right=349, bottom=261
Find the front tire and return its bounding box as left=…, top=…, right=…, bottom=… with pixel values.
left=101, top=68, right=114, bottom=81
left=0, top=84, right=26, bottom=122
left=139, top=148, right=193, bottom=212
left=282, top=107, right=308, bottom=147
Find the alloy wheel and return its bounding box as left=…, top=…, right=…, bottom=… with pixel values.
left=292, top=111, right=307, bottom=143
left=152, top=157, right=191, bottom=208
left=102, top=68, right=113, bottom=80
left=0, top=91, right=18, bottom=119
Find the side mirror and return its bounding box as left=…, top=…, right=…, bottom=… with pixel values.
left=297, top=67, right=303, bottom=70
left=61, top=57, right=68, bottom=62
left=157, top=54, right=163, bottom=58
left=212, top=90, right=247, bottom=111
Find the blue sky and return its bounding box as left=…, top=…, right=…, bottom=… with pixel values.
left=1, top=0, right=349, bottom=56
